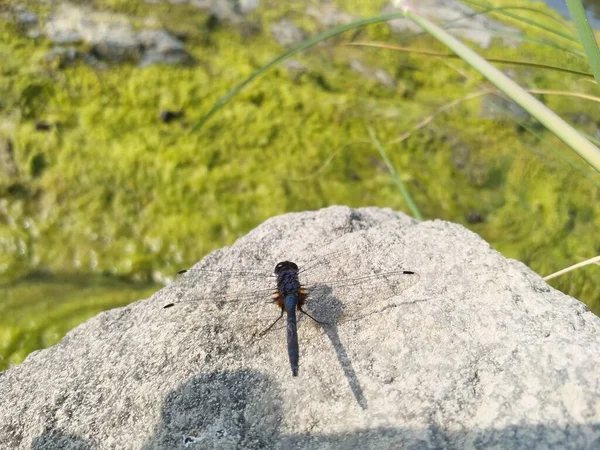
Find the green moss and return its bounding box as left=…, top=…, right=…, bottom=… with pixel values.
left=1, top=0, right=600, bottom=368
left=0, top=274, right=157, bottom=370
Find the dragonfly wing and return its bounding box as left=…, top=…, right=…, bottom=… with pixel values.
left=301, top=270, right=420, bottom=324
left=167, top=269, right=278, bottom=308
left=169, top=250, right=352, bottom=309
left=296, top=249, right=353, bottom=276
left=177, top=267, right=276, bottom=279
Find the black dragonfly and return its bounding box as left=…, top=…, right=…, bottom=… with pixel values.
left=164, top=250, right=419, bottom=377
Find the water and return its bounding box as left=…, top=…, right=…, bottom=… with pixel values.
left=542, top=0, right=600, bottom=29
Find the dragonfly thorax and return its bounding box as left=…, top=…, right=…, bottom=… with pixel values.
left=274, top=261, right=301, bottom=299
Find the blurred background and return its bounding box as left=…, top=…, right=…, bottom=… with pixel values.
left=1, top=0, right=599, bottom=370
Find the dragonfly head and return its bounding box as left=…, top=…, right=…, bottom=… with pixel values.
left=274, top=261, right=299, bottom=275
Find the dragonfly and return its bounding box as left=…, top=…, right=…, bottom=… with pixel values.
left=164, top=250, right=419, bottom=377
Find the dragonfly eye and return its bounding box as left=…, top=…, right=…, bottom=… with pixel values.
left=274, top=261, right=299, bottom=274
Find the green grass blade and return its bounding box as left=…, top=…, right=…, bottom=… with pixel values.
left=397, top=5, right=582, bottom=57
left=405, top=1, right=577, bottom=44
left=405, top=10, right=600, bottom=173
left=404, top=1, right=584, bottom=57
left=462, top=0, right=579, bottom=43
left=348, top=42, right=593, bottom=78
left=544, top=256, right=600, bottom=281
left=566, top=0, right=600, bottom=85
left=467, top=31, right=587, bottom=57
left=190, top=12, right=406, bottom=133
left=366, top=126, right=423, bottom=221
left=499, top=107, right=600, bottom=188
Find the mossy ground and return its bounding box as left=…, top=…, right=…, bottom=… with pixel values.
left=0, top=274, right=157, bottom=368
left=1, top=0, right=599, bottom=370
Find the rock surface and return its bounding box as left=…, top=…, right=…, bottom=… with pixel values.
left=383, top=0, right=519, bottom=49
left=271, top=19, right=306, bottom=48
left=1, top=206, right=600, bottom=449
left=43, top=3, right=192, bottom=65
left=25, top=0, right=519, bottom=70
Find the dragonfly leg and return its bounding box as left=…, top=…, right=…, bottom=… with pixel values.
left=298, top=306, right=329, bottom=326
left=259, top=310, right=284, bottom=337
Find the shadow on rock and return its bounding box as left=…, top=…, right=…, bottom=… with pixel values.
left=282, top=422, right=600, bottom=449
left=142, top=370, right=282, bottom=450
left=306, top=283, right=429, bottom=411
left=28, top=370, right=600, bottom=449
left=306, top=284, right=368, bottom=410
left=31, top=428, right=93, bottom=450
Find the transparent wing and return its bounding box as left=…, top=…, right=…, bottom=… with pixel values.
left=297, top=249, right=355, bottom=275
left=176, top=267, right=276, bottom=279
left=165, top=289, right=277, bottom=308
left=301, top=269, right=420, bottom=324
left=165, top=249, right=419, bottom=324
left=164, top=249, right=355, bottom=308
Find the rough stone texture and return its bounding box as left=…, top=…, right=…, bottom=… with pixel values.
left=282, top=58, right=308, bottom=80
left=306, top=4, right=355, bottom=27
left=271, top=19, right=306, bottom=48
left=43, top=4, right=192, bottom=65
left=480, top=92, right=531, bottom=122
left=349, top=59, right=396, bottom=90
left=383, top=0, right=519, bottom=49
left=144, top=0, right=260, bottom=21
left=2, top=206, right=600, bottom=449
left=14, top=6, right=38, bottom=26
left=0, top=137, right=19, bottom=178
left=17, top=0, right=521, bottom=70
left=137, top=29, right=191, bottom=67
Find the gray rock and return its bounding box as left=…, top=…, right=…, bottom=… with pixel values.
left=271, top=19, right=305, bottom=48
left=0, top=137, right=19, bottom=178
left=306, top=4, right=355, bottom=27
left=25, top=28, right=43, bottom=39
left=189, top=0, right=213, bottom=9
left=2, top=4, right=39, bottom=28
left=137, top=29, right=192, bottom=66
left=44, top=4, right=90, bottom=45
left=42, top=46, right=108, bottom=70
left=282, top=59, right=308, bottom=80
left=480, top=93, right=531, bottom=122
left=1, top=206, right=600, bottom=449
left=209, top=0, right=241, bottom=22
left=204, top=0, right=259, bottom=23
left=349, top=59, right=396, bottom=90
left=43, top=45, right=79, bottom=64
left=45, top=4, right=139, bottom=58
left=138, top=29, right=185, bottom=53
left=145, top=0, right=260, bottom=12
left=239, top=0, right=260, bottom=14
left=15, top=7, right=38, bottom=26
left=383, top=0, right=519, bottom=49
left=44, top=4, right=191, bottom=65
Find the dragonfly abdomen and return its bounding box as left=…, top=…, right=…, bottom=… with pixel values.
left=274, top=262, right=304, bottom=377
left=284, top=294, right=299, bottom=377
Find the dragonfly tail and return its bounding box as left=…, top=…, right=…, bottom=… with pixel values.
left=285, top=295, right=299, bottom=377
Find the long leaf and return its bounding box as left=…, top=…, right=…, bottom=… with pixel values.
left=463, top=0, right=578, bottom=43
left=366, top=126, right=423, bottom=221
left=566, top=0, right=600, bottom=85
left=404, top=10, right=600, bottom=173
left=190, top=12, right=406, bottom=133
left=347, top=42, right=593, bottom=78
